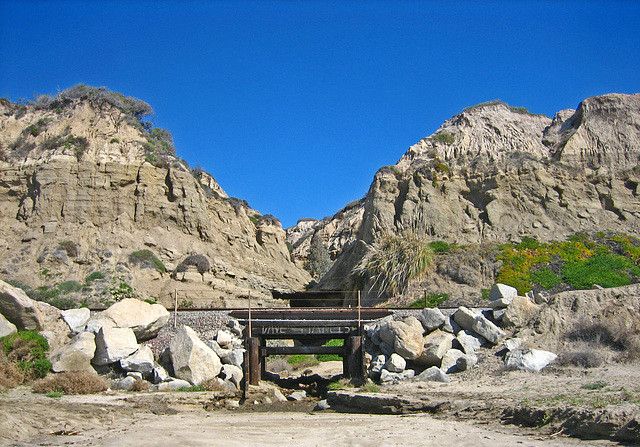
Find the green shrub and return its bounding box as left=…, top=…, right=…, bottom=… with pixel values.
left=581, top=381, right=609, bottom=390
left=85, top=271, right=105, bottom=282
left=529, top=267, right=562, bottom=289
left=315, top=339, right=344, bottom=362
left=286, top=355, right=319, bottom=368
left=408, top=292, right=449, bottom=308
left=428, top=241, right=452, bottom=254
left=109, top=278, right=135, bottom=301
left=57, top=241, right=79, bottom=258
left=178, top=384, right=205, bottom=392
left=1, top=331, right=51, bottom=380
left=47, top=296, right=77, bottom=310
left=433, top=132, right=455, bottom=145
left=58, top=280, right=82, bottom=294
left=129, top=249, right=166, bottom=272
left=306, top=237, right=333, bottom=279
left=516, top=236, right=540, bottom=250
left=562, top=254, right=638, bottom=289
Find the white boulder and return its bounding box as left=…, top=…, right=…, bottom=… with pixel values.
left=170, top=325, right=222, bottom=385
left=505, top=349, right=557, bottom=372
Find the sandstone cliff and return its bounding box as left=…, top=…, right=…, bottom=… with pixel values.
left=289, top=94, right=640, bottom=303
left=0, top=88, right=311, bottom=308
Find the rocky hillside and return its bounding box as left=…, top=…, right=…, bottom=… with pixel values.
left=0, top=86, right=311, bottom=308
left=289, top=94, right=640, bottom=303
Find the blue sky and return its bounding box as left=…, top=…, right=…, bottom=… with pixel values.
left=1, top=1, right=639, bottom=228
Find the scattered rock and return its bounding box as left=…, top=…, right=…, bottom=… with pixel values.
left=158, top=379, right=191, bottom=391
left=379, top=319, right=424, bottom=360
left=456, top=330, right=485, bottom=354
left=455, top=353, right=478, bottom=371
left=288, top=390, right=307, bottom=401
left=489, top=283, right=518, bottom=301
left=502, top=296, right=541, bottom=328
left=313, top=399, right=330, bottom=411
left=220, top=364, right=243, bottom=388
left=440, top=348, right=466, bottom=373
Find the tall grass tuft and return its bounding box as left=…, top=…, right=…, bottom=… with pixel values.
left=360, top=231, right=434, bottom=296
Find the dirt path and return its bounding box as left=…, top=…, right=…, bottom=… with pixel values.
left=1, top=360, right=637, bottom=446
left=0, top=395, right=610, bottom=447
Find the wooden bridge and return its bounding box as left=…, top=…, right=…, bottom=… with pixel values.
left=230, top=307, right=393, bottom=386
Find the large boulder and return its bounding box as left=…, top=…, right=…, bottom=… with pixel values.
left=92, top=326, right=139, bottom=365
left=454, top=307, right=506, bottom=344
left=379, top=318, right=424, bottom=360
left=61, top=308, right=91, bottom=333
left=0, top=312, right=17, bottom=338
left=169, top=325, right=222, bottom=385
left=220, top=364, right=243, bottom=388
left=101, top=298, right=170, bottom=341
left=505, top=349, right=557, bottom=372
left=440, top=348, right=465, bottom=373
left=384, top=353, right=407, bottom=373
left=120, top=345, right=155, bottom=376
left=414, top=330, right=454, bottom=366
left=488, top=283, right=518, bottom=301
left=0, top=279, right=43, bottom=330
left=414, top=366, right=450, bottom=383
left=502, top=296, right=541, bottom=328
left=50, top=331, right=96, bottom=373
left=417, top=308, right=446, bottom=332
left=456, top=330, right=485, bottom=354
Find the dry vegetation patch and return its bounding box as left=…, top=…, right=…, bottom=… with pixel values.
left=33, top=371, right=109, bottom=394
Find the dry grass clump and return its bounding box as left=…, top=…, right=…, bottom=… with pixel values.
left=130, top=378, right=151, bottom=392
left=201, top=378, right=228, bottom=392
left=564, top=317, right=640, bottom=363
left=0, top=349, right=25, bottom=390
left=33, top=371, right=109, bottom=394
left=556, top=351, right=604, bottom=368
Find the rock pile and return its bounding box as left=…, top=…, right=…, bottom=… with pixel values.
left=0, top=279, right=245, bottom=391
left=365, top=283, right=556, bottom=384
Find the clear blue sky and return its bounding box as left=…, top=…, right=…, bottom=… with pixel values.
left=1, top=1, right=639, bottom=228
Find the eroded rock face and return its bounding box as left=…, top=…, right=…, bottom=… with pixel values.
left=0, top=98, right=311, bottom=308
left=289, top=94, right=640, bottom=303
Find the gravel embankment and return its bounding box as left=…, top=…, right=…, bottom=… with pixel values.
left=144, top=310, right=234, bottom=356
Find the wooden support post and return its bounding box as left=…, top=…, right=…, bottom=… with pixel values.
left=248, top=337, right=261, bottom=385
left=174, top=289, right=178, bottom=328
left=344, top=335, right=364, bottom=381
